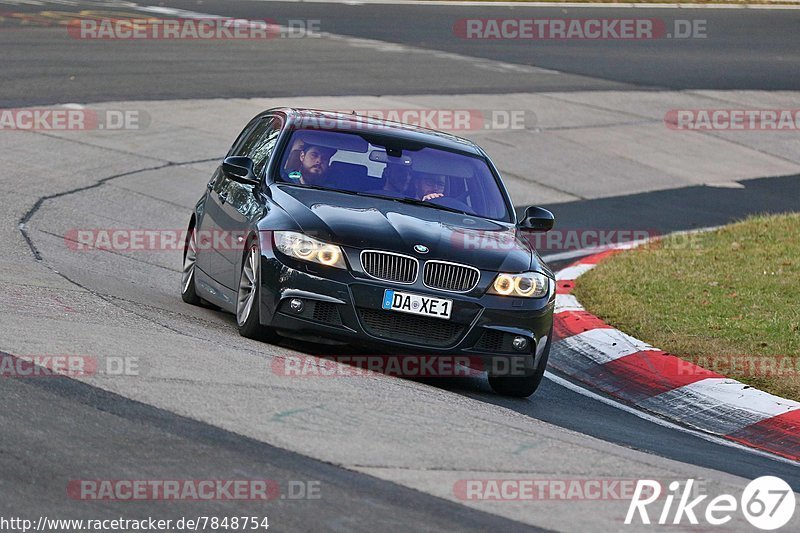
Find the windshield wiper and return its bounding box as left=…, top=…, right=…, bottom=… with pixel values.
left=278, top=182, right=471, bottom=215
left=278, top=182, right=374, bottom=197
left=391, top=196, right=470, bottom=216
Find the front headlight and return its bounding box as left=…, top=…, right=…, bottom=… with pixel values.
left=273, top=231, right=347, bottom=269
left=487, top=272, right=550, bottom=298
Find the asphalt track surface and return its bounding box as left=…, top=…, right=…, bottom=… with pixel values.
left=1, top=0, right=800, bottom=530
left=0, top=359, right=534, bottom=531
left=158, top=0, right=800, bottom=89
left=2, top=0, right=800, bottom=106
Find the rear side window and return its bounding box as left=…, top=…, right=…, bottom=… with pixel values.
left=232, top=117, right=281, bottom=176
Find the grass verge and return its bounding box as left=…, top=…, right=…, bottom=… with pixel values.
left=573, top=213, right=800, bottom=401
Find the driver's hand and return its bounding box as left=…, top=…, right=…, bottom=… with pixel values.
left=422, top=193, right=444, bottom=201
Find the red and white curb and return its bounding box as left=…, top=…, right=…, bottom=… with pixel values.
left=550, top=248, right=800, bottom=462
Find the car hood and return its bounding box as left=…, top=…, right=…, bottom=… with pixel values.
left=273, top=185, right=534, bottom=272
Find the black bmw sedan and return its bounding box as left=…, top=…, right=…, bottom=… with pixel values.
left=181, top=108, right=556, bottom=396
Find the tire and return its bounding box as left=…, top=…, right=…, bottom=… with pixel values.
left=236, top=237, right=277, bottom=341
left=181, top=221, right=203, bottom=305
left=488, top=328, right=552, bottom=398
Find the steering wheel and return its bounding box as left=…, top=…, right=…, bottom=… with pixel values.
left=428, top=195, right=472, bottom=213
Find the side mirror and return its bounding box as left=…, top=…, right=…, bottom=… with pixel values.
left=518, top=206, right=554, bottom=232
left=222, top=156, right=259, bottom=186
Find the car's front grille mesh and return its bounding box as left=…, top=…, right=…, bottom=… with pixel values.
left=474, top=329, right=520, bottom=353
left=278, top=299, right=342, bottom=327
left=361, top=251, right=418, bottom=284
left=311, top=301, right=342, bottom=326
left=358, top=308, right=464, bottom=347
left=474, top=329, right=506, bottom=352
left=423, top=261, right=480, bottom=292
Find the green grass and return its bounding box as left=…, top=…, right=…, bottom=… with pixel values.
left=573, top=213, right=800, bottom=401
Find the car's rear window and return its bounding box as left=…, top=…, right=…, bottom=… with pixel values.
left=274, top=128, right=511, bottom=221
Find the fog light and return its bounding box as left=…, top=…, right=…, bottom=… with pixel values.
left=512, top=336, right=529, bottom=352
left=289, top=298, right=304, bottom=313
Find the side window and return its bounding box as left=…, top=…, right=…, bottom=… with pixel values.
left=233, top=117, right=281, bottom=177
left=227, top=118, right=260, bottom=157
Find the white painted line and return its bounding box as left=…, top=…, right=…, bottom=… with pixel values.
left=638, top=384, right=780, bottom=435
left=556, top=263, right=595, bottom=281
left=133, top=3, right=560, bottom=76
left=558, top=327, right=656, bottom=364
left=638, top=378, right=800, bottom=434
left=684, top=378, right=800, bottom=415
left=542, top=247, right=607, bottom=263
left=554, top=293, right=583, bottom=313
left=545, top=371, right=800, bottom=466
left=324, top=33, right=560, bottom=75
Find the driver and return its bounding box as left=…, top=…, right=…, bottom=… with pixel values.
left=295, top=144, right=336, bottom=186
left=417, top=174, right=447, bottom=202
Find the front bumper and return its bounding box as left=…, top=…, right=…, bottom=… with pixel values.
left=258, top=246, right=554, bottom=368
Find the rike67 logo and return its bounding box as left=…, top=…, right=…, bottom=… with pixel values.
left=626, top=477, right=795, bottom=530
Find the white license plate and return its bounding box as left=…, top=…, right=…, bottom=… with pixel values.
left=381, top=289, right=452, bottom=320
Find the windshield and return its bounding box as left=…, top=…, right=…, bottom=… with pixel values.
left=274, top=128, right=511, bottom=221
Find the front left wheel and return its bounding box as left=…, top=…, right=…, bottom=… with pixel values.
left=181, top=223, right=202, bottom=305
left=236, top=237, right=277, bottom=342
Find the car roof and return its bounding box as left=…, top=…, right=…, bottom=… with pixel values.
left=266, top=108, right=485, bottom=157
